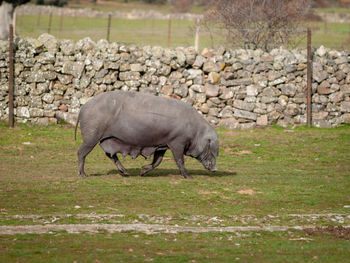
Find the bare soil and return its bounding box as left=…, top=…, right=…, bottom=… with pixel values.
left=304, top=225, right=350, bottom=240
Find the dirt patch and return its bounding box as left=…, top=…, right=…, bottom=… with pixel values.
left=304, top=225, right=350, bottom=240
left=237, top=189, right=261, bottom=195
left=234, top=150, right=253, bottom=155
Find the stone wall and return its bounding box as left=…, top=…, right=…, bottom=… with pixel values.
left=0, top=34, right=349, bottom=128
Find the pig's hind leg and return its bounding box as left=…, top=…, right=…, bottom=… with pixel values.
left=106, top=153, right=130, bottom=176
left=140, top=149, right=167, bottom=176
left=78, top=142, right=98, bottom=177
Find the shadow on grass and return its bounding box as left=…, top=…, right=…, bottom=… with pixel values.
left=90, top=168, right=236, bottom=178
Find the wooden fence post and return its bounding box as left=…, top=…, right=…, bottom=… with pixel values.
left=167, top=15, right=172, bottom=47
left=37, top=11, right=41, bottom=27
left=8, top=24, right=14, bottom=128
left=59, top=10, right=64, bottom=33
left=194, top=17, right=200, bottom=52
left=48, top=12, right=53, bottom=34
left=307, top=28, right=312, bottom=128
left=107, top=14, right=112, bottom=42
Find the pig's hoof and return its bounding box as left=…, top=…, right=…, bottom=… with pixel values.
left=79, top=173, right=87, bottom=178
left=120, top=171, right=130, bottom=177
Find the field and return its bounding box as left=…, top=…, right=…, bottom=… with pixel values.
left=14, top=13, right=350, bottom=50
left=0, top=122, right=349, bottom=262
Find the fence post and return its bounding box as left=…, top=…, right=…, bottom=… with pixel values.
left=13, top=10, right=16, bottom=36
left=48, top=12, right=53, bottom=34
left=307, top=28, right=312, bottom=128
left=107, top=13, right=112, bottom=42
left=37, top=11, right=41, bottom=27
left=167, top=15, right=172, bottom=47
left=151, top=18, right=155, bottom=36
left=8, top=24, right=14, bottom=128
left=59, top=10, right=64, bottom=33
left=194, top=17, right=200, bottom=52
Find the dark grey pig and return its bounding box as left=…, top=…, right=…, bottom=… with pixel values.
left=75, top=90, right=219, bottom=179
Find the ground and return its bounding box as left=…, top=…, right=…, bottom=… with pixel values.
left=0, top=122, right=349, bottom=262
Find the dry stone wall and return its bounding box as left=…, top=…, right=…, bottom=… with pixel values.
left=0, top=34, right=349, bottom=128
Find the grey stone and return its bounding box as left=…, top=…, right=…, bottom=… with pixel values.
left=17, top=107, right=30, bottom=118
left=218, top=118, right=241, bottom=129
left=174, top=85, right=188, bottom=98
left=37, top=52, right=55, bottom=64
left=29, top=108, right=44, bottom=117
left=76, top=37, right=96, bottom=53
left=281, top=84, right=297, bottom=96
left=246, top=85, right=258, bottom=96
left=256, top=115, right=268, bottom=126
left=312, top=120, right=332, bottom=128
left=28, top=71, right=46, bottom=83
left=191, top=84, right=205, bottom=93
left=38, top=33, right=58, bottom=53
left=95, top=69, right=108, bottom=79
left=208, top=72, right=220, bottom=84
left=315, top=45, right=328, bottom=57
left=233, top=100, right=255, bottom=112
left=335, top=57, right=348, bottom=65
left=60, top=39, right=75, bottom=56
left=329, top=92, right=344, bottom=103
left=278, top=95, right=288, bottom=107
left=234, top=109, right=257, bottom=120
left=196, top=93, right=207, bottom=103
left=186, top=69, right=203, bottom=80
left=222, top=78, right=252, bottom=87
left=200, top=103, right=209, bottom=114
left=261, top=96, right=277, bottom=103
left=313, top=70, right=329, bottom=83
left=203, top=61, right=219, bottom=73
left=218, top=106, right=233, bottom=118
left=270, top=77, right=287, bottom=86
left=335, top=70, right=346, bottom=81
left=240, top=122, right=257, bottom=130
left=57, top=74, right=73, bottom=85
left=313, top=111, right=328, bottom=120
left=192, top=55, right=206, bottom=69
left=220, top=88, right=233, bottom=100
left=340, top=101, right=350, bottom=112
left=317, top=84, right=332, bottom=95
left=62, top=61, right=85, bottom=79
left=205, top=84, right=220, bottom=97
left=130, top=63, right=144, bottom=72
left=284, top=104, right=299, bottom=116
left=42, top=93, right=54, bottom=104
left=55, top=111, right=78, bottom=126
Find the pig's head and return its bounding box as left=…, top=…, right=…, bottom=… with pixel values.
left=187, top=128, right=219, bottom=172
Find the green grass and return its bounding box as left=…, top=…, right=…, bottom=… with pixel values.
left=0, top=122, right=349, bottom=216
left=1, top=231, right=350, bottom=262
left=0, top=122, right=349, bottom=262
left=15, top=13, right=350, bottom=50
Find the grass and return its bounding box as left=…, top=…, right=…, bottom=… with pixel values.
left=0, top=122, right=349, bottom=216
left=0, top=122, right=349, bottom=261
left=1, top=231, right=350, bottom=262
left=15, top=13, right=350, bottom=50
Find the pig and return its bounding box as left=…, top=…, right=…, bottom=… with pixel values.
left=75, top=90, right=219, bottom=179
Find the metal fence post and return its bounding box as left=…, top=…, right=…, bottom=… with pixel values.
left=8, top=24, right=14, bottom=128
left=307, top=28, right=312, bottom=128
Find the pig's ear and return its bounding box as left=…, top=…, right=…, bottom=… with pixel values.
left=185, top=137, right=208, bottom=158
